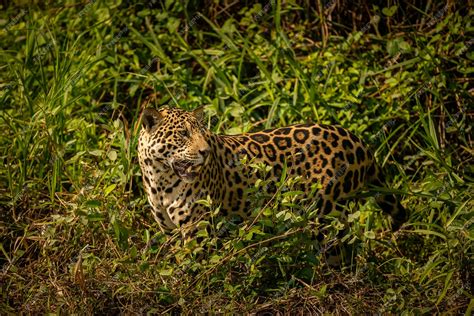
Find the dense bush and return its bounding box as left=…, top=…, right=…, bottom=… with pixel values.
left=1, top=1, right=472, bottom=313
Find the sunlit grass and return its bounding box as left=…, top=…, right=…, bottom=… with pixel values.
left=1, top=1, right=472, bottom=314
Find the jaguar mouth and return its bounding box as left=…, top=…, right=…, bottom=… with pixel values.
left=172, top=160, right=204, bottom=181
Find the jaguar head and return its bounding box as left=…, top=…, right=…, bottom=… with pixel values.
left=139, top=106, right=211, bottom=183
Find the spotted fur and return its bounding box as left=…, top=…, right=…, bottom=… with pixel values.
left=138, top=107, right=407, bottom=233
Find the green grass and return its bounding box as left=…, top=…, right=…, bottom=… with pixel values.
left=1, top=1, right=473, bottom=314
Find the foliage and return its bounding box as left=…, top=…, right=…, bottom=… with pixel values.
left=0, top=0, right=472, bottom=314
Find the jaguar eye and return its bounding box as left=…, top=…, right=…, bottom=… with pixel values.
left=179, top=130, right=190, bottom=138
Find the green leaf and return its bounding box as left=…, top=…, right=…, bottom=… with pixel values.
left=232, top=240, right=244, bottom=250
left=210, top=255, right=222, bottom=264
left=364, top=230, right=376, bottom=239
left=89, top=150, right=103, bottom=157
left=436, top=270, right=454, bottom=305
left=197, top=228, right=208, bottom=238
left=85, top=199, right=101, bottom=208
left=399, top=40, right=411, bottom=51
left=382, top=6, right=398, bottom=17
left=107, top=150, right=117, bottom=161
left=139, top=262, right=149, bottom=272
left=130, top=245, right=137, bottom=259
left=347, top=211, right=360, bottom=223
left=159, top=268, right=173, bottom=276
left=104, top=184, right=117, bottom=197
left=446, top=200, right=469, bottom=227
left=412, top=229, right=446, bottom=240
left=387, top=39, right=400, bottom=56
left=86, top=212, right=104, bottom=221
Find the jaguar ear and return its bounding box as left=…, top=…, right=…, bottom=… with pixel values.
left=192, top=105, right=206, bottom=123
left=141, top=108, right=162, bottom=132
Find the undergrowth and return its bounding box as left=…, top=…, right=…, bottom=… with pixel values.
left=0, top=0, right=473, bottom=314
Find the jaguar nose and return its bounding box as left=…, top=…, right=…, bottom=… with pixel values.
left=199, top=148, right=210, bottom=158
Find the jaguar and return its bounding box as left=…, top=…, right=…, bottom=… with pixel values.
left=138, top=106, right=407, bottom=234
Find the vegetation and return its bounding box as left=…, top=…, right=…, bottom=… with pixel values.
left=1, top=0, right=472, bottom=313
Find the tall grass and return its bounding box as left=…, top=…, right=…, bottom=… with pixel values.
left=1, top=1, right=472, bottom=314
